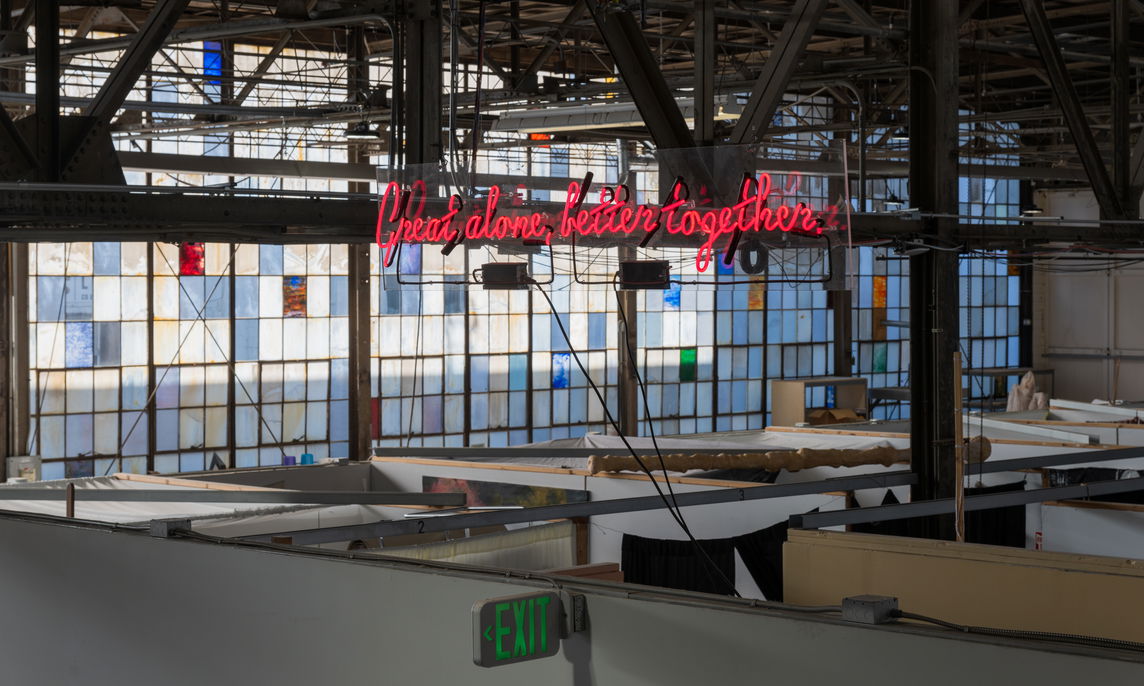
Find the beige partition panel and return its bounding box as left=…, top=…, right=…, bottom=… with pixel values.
left=784, top=530, right=1144, bottom=643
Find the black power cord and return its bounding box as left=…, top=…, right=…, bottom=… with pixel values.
left=895, top=610, right=1144, bottom=653
left=611, top=277, right=686, bottom=525
left=532, top=280, right=740, bottom=597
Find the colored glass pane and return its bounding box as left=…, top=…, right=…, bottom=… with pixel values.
left=283, top=276, right=307, bottom=318
left=179, top=243, right=206, bottom=276
left=679, top=348, right=697, bottom=382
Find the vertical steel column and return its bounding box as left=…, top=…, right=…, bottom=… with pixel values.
left=34, top=0, right=58, bottom=182
left=828, top=103, right=853, bottom=377
left=0, top=0, right=10, bottom=472
left=347, top=26, right=372, bottom=461
left=404, top=0, right=442, bottom=167
left=0, top=243, right=9, bottom=473
left=146, top=247, right=156, bottom=473
left=401, top=1, right=447, bottom=441
left=908, top=0, right=960, bottom=538
left=616, top=142, right=639, bottom=435
left=222, top=1, right=237, bottom=468
left=616, top=245, right=639, bottom=436
left=694, top=0, right=715, bottom=146
left=1111, top=0, right=1134, bottom=217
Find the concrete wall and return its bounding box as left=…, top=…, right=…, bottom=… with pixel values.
left=0, top=513, right=1140, bottom=685
left=1033, top=190, right=1144, bottom=402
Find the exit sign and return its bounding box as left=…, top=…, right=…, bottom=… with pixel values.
left=473, top=592, right=562, bottom=667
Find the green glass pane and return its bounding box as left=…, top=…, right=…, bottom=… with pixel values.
left=679, top=348, right=697, bottom=382
left=873, top=342, right=888, bottom=373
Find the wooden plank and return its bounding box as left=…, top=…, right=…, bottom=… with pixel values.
left=1044, top=499, right=1144, bottom=514
left=113, top=472, right=280, bottom=492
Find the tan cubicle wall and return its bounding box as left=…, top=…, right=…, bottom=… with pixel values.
left=784, top=529, right=1144, bottom=643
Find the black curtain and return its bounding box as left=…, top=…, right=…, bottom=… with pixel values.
left=731, top=520, right=787, bottom=601
left=1046, top=467, right=1144, bottom=505
left=965, top=480, right=1027, bottom=548
left=851, top=489, right=911, bottom=537
left=620, top=533, right=735, bottom=595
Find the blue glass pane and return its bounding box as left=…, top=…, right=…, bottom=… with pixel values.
left=65, top=322, right=93, bottom=368
left=398, top=244, right=422, bottom=275
left=509, top=354, right=528, bottom=391
left=588, top=313, right=606, bottom=350
left=330, top=276, right=348, bottom=316
left=552, top=352, right=571, bottom=389
left=331, top=358, right=349, bottom=399
left=93, top=243, right=120, bottom=275
left=37, top=276, right=64, bottom=322
left=663, top=283, right=681, bottom=309
left=121, top=412, right=148, bottom=455
left=235, top=277, right=259, bottom=317
left=204, top=277, right=230, bottom=319
left=444, top=280, right=465, bottom=314
left=179, top=276, right=206, bottom=319
left=235, top=319, right=259, bottom=361
left=65, top=277, right=93, bottom=320
left=422, top=395, right=443, bottom=434
left=93, top=322, right=120, bottom=367
left=550, top=314, right=570, bottom=351
left=260, top=245, right=283, bottom=274
left=468, top=355, right=488, bottom=393
left=330, top=400, right=349, bottom=441
left=156, top=409, right=179, bottom=451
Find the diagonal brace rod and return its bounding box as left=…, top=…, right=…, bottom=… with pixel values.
left=730, top=0, right=828, bottom=145
left=85, top=0, right=191, bottom=125
left=1019, top=0, right=1125, bottom=219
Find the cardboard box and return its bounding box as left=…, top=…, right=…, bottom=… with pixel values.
left=807, top=408, right=861, bottom=425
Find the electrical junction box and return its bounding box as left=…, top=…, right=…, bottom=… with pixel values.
left=618, top=260, right=671, bottom=289
left=480, top=262, right=530, bottom=290
left=842, top=595, right=899, bottom=625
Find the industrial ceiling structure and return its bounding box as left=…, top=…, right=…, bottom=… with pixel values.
left=0, top=1, right=1138, bottom=240
left=0, top=0, right=1141, bottom=537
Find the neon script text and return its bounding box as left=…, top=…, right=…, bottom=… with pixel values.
left=376, top=173, right=838, bottom=272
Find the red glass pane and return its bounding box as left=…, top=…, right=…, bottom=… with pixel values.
left=179, top=242, right=205, bottom=276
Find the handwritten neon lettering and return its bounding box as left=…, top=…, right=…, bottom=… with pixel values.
left=376, top=172, right=838, bottom=272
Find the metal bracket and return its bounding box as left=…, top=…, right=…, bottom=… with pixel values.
left=149, top=519, right=191, bottom=538
left=560, top=591, right=588, bottom=636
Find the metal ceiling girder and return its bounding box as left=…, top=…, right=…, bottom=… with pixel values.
left=53, top=0, right=191, bottom=184
left=0, top=104, right=35, bottom=180
left=729, top=0, right=829, bottom=145
left=232, top=31, right=294, bottom=106
left=1018, top=0, right=1127, bottom=219
left=1132, top=131, right=1144, bottom=196
left=832, top=0, right=881, bottom=30
left=694, top=0, right=715, bottom=145
left=518, top=0, right=586, bottom=87
left=585, top=0, right=695, bottom=150
left=0, top=188, right=379, bottom=242
left=84, top=0, right=191, bottom=124
left=2, top=183, right=1141, bottom=248
left=0, top=5, right=395, bottom=67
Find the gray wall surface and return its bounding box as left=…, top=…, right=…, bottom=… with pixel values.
left=0, top=514, right=1141, bottom=685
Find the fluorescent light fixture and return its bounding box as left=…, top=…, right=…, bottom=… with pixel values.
left=1020, top=203, right=1043, bottom=216
left=492, top=96, right=740, bottom=134
left=889, top=127, right=909, bottom=142
left=345, top=121, right=382, bottom=140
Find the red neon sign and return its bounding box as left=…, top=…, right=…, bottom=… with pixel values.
left=375, top=172, right=839, bottom=272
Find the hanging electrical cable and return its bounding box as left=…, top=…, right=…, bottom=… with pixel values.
left=531, top=279, right=740, bottom=597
